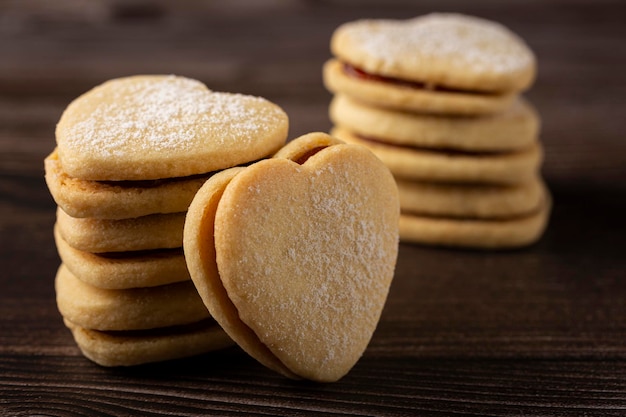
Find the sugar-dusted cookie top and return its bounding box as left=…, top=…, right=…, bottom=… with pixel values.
left=56, top=75, right=289, bottom=181
left=331, top=13, right=536, bottom=93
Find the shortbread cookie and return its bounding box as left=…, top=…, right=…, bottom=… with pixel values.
left=399, top=192, right=551, bottom=249
left=332, top=127, right=542, bottom=185
left=323, top=59, right=515, bottom=115
left=330, top=94, right=539, bottom=152
left=397, top=177, right=545, bottom=219
left=183, top=167, right=299, bottom=379
left=56, top=208, right=184, bottom=253
left=56, top=75, right=289, bottom=181
left=184, top=133, right=399, bottom=382
left=54, top=226, right=190, bottom=289
left=64, top=318, right=234, bottom=367
left=56, top=265, right=210, bottom=331
left=45, top=150, right=209, bottom=219
left=325, top=14, right=535, bottom=114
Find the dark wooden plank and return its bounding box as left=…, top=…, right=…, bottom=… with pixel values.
left=1, top=354, right=625, bottom=416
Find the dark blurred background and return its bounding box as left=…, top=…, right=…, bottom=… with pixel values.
left=1, top=0, right=624, bottom=189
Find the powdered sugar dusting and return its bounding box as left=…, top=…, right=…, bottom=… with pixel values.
left=61, top=75, right=284, bottom=157
left=222, top=147, right=399, bottom=379
left=345, top=13, right=534, bottom=74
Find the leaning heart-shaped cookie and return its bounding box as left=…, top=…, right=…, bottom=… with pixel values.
left=183, top=133, right=399, bottom=382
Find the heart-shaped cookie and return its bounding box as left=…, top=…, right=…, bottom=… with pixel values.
left=331, top=13, right=536, bottom=93
left=324, top=13, right=536, bottom=115
left=184, top=133, right=399, bottom=382
left=56, top=75, right=288, bottom=181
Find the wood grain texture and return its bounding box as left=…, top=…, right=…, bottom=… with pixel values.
left=1, top=0, right=625, bottom=415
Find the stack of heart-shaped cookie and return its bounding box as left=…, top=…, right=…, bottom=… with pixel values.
left=45, top=75, right=289, bottom=366
left=324, top=13, right=551, bottom=249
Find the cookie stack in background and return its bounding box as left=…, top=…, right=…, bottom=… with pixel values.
left=324, top=13, right=551, bottom=249
left=45, top=75, right=289, bottom=366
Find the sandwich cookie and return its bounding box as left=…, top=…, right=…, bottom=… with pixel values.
left=184, top=133, right=399, bottom=382
left=324, top=14, right=536, bottom=115
left=64, top=318, right=233, bottom=367
left=399, top=192, right=551, bottom=249
left=56, top=208, right=185, bottom=253
left=330, top=94, right=540, bottom=153
left=45, top=150, right=210, bottom=220
left=397, top=177, right=546, bottom=219
left=55, top=265, right=209, bottom=331
left=332, top=127, right=542, bottom=185
left=54, top=225, right=190, bottom=289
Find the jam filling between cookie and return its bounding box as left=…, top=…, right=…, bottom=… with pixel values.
left=342, top=62, right=495, bottom=96
left=354, top=133, right=507, bottom=157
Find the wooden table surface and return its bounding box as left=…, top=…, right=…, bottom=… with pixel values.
left=1, top=1, right=625, bottom=415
